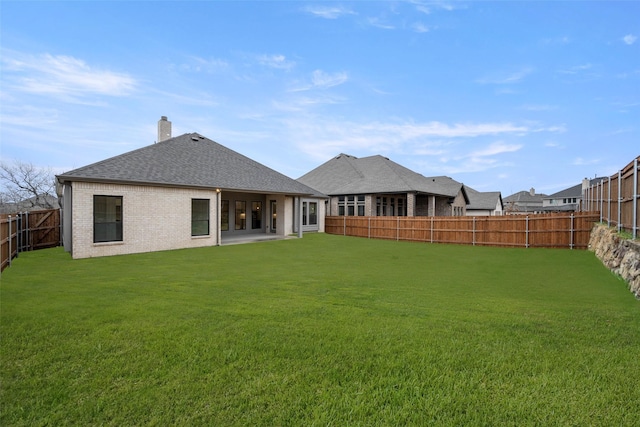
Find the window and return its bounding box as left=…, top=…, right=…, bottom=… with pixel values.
left=309, top=202, right=317, bottom=225
left=191, top=199, right=210, bottom=236
left=235, top=201, right=246, bottom=230
left=338, top=195, right=365, bottom=216
left=94, top=195, right=122, bottom=243
left=221, top=200, right=229, bottom=231
left=252, top=202, right=262, bottom=229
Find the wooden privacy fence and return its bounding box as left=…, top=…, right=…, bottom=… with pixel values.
left=582, top=156, right=640, bottom=239
left=326, top=212, right=601, bottom=249
left=1, top=209, right=61, bottom=272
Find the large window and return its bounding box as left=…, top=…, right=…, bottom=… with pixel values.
left=338, top=195, right=365, bottom=216
left=235, top=201, right=246, bottom=230
left=191, top=199, right=210, bottom=236
left=302, top=201, right=318, bottom=226
left=94, top=195, right=122, bottom=243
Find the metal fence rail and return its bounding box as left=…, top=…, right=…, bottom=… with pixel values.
left=582, top=156, right=640, bottom=239
left=326, top=212, right=601, bottom=249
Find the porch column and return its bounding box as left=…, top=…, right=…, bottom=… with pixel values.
left=297, top=197, right=303, bottom=238
left=216, top=188, right=222, bottom=246
left=407, top=192, right=415, bottom=217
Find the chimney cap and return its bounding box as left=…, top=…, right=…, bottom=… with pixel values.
left=160, top=116, right=168, bottom=121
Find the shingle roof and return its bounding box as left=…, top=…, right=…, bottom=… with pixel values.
left=57, top=133, right=323, bottom=196
left=298, top=153, right=465, bottom=198
left=464, top=186, right=503, bottom=211
left=544, top=183, right=582, bottom=199
left=503, top=190, right=547, bottom=203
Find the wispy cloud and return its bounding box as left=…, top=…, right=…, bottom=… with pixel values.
left=520, top=104, right=558, bottom=111
left=257, top=54, right=295, bottom=70
left=477, top=67, right=533, bottom=85
left=289, top=69, right=349, bottom=92
left=411, top=22, right=432, bottom=33
left=557, top=63, right=592, bottom=75
left=622, top=34, right=637, bottom=45
left=303, top=5, right=356, bottom=19
left=367, top=17, right=395, bottom=30
left=311, top=70, right=348, bottom=88
left=1, top=50, right=137, bottom=101
left=573, top=157, right=600, bottom=166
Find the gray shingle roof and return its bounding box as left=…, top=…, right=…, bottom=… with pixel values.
left=464, top=186, right=503, bottom=210
left=298, top=153, right=465, bottom=198
left=544, top=183, right=582, bottom=199
left=57, top=133, right=323, bottom=196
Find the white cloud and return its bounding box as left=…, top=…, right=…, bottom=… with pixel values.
left=622, top=34, right=637, bottom=45
left=557, top=63, right=593, bottom=75
left=469, top=141, right=523, bottom=157
left=257, top=54, right=295, bottom=70
left=412, top=22, right=431, bottom=33
left=477, top=67, right=533, bottom=84
left=311, top=70, right=348, bottom=88
left=303, top=5, right=356, bottom=19
left=1, top=50, right=137, bottom=100
left=367, top=17, right=395, bottom=30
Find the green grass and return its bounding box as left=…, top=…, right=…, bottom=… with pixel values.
left=1, top=234, right=639, bottom=426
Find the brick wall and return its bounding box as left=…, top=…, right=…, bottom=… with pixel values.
left=71, top=182, right=219, bottom=259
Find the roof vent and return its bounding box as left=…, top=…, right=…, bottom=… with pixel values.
left=191, top=136, right=199, bottom=141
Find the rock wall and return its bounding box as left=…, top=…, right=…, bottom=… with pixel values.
left=589, top=224, right=640, bottom=298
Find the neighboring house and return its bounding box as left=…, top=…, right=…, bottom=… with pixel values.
left=503, top=188, right=547, bottom=214
left=542, top=183, right=582, bottom=212
left=298, top=153, right=469, bottom=217
left=56, top=121, right=325, bottom=259
left=0, top=194, right=59, bottom=214
left=464, top=186, right=504, bottom=216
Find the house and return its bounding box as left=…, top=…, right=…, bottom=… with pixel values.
left=298, top=153, right=469, bottom=217
left=464, top=186, right=504, bottom=216
left=56, top=118, right=325, bottom=259
left=542, top=183, right=582, bottom=212
left=503, top=188, right=547, bottom=214
left=0, top=194, right=59, bottom=214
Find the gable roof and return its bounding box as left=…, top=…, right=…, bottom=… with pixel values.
left=57, top=133, right=323, bottom=196
left=504, top=190, right=547, bottom=203
left=464, top=186, right=503, bottom=211
left=544, top=183, right=582, bottom=200
left=298, top=153, right=467, bottom=199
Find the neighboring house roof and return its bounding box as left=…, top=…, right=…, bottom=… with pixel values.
left=298, top=153, right=468, bottom=200
left=503, top=190, right=547, bottom=204
left=0, top=194, right=59, bottom=214
left=544, top=183, right=582, bottom=200
left=464, top=186, right=503, bottom=211
left=57, top=133, right=323, bottom=196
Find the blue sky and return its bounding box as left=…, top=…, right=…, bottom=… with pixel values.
left=1, top=1, right=638, bottom=197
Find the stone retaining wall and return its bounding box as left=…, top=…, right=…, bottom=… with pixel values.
left=589, top=224, right=640, bottom=298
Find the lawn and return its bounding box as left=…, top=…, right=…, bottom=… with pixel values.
left=1, top=233, right=639, bottom=426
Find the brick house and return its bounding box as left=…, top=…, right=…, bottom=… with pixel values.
left=464, top=186, right=504, bottom=216
left=56, top=123, right=324, bottom=259
left=298, top=153, right=469, bottom=217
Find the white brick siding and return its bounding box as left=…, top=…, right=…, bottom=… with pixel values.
left=71, top=182, right=219, bottom=259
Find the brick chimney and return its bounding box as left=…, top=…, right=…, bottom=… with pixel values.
left=157, top=116, right=172, bottom=142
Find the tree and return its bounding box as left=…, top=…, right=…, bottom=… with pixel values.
left=0, top=160, right=57, bottom=211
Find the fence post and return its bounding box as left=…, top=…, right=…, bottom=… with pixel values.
left=634, top=158, right=638, bottom=240
left=8, top=216, right=11, bottom=267
left=472, top=217, right=476, bottom=246
left=368, top=217, right=371, bottom=239
left=343, top=215, right=346, bottom=236
left=525, top=215, right=529, bottom=248
left=570, top=213, right=574, bottom=250
left=599, top=180, right=603, bottom=223
left=607, top=177, right=611, bottom=227
left=618, top=169, right=622, bottom=232
left=397, top=217, right=400, bottom=241
left=430, top=216, right=434, bottom=243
